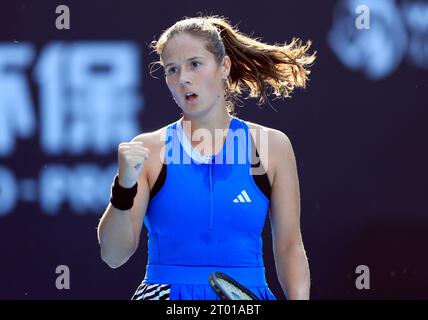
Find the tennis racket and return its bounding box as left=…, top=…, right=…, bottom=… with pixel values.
left=208, top=272, right=260, bottom=300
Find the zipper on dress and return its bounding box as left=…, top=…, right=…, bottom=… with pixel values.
left=207, top=156, right=214, bottom=230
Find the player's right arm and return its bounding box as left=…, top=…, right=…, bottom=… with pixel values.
left=97, top=135, right=152, bottom=269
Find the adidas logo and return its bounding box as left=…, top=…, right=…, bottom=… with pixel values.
left=233, top=189, right=252, bottom=203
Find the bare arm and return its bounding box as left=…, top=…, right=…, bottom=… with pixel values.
left=97, top=136, right=151, bottom=268
left=269, top=130, right=310, bottom=300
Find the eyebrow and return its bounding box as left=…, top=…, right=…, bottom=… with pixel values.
left=164, top=56, right=205, bottom=69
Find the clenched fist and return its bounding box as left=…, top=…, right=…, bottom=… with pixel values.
left=117, top=141, right=150, bottom=188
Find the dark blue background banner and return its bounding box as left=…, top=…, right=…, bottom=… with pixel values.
left=0, top=0, right=427, bottom=299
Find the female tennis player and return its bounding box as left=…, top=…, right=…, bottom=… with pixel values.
left=97, top=15, right=315, bottom=300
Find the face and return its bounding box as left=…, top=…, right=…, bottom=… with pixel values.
left=161, top=32, right=231, bottom=117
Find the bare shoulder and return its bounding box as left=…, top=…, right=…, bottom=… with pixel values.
left=246, top=120, right=292, bottom=153
left=246, top=120, right=289, bottom=139
left=245, top=120, right=294, bottom=183
left=131, top=126, right=166, bottom=151
left=129, top=123, right=170, bottom=189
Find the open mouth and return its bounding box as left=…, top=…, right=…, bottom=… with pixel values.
left=185, top=92, right=198, bottom=102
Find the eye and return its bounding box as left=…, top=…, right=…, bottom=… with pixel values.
left=166, top=67, right=177, bottom=75
left=191, top=61, right=201, bottom=68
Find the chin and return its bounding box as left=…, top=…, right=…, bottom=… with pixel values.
left=180, top=103, right=207, bottom=116
left=179, top=97, right=218, bottom=117
left=181, top=108, right=206, bottom=118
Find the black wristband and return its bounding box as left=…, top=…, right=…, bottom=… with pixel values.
left=110, top=175, right=138, bottom=210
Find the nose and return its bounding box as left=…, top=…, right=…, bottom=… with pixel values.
left=178, top=69, right=192, bottom=86
left=179, top=79, right=191, bottom=86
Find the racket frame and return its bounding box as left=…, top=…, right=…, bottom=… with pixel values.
left=208, top=271, right=260, bottom=300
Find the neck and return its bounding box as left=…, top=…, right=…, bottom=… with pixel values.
left=181, top=111, right=232, bottom=133
left=179, top=109, right=233, bottom=157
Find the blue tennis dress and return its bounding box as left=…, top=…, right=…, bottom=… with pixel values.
left=131, top=116, right=277, bottom=300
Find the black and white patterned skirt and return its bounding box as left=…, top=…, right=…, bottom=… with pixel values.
left=131, top=282, right=171, bottom=300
